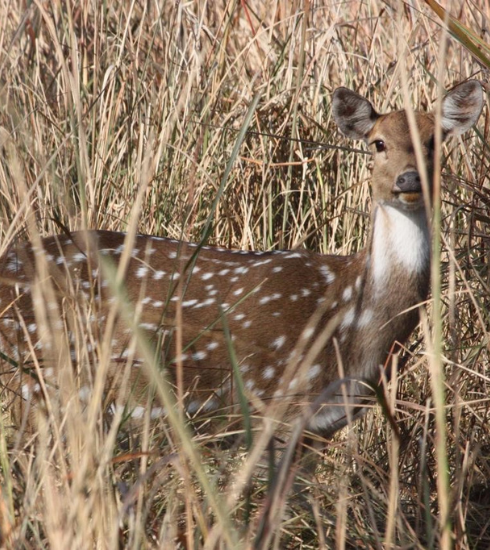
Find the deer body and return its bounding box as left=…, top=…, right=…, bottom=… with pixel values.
left=0, top=81, right=483, bottom=437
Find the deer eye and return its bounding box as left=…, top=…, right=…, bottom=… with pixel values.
left=427, top=136, right=435, bottom=152
left=372, top=139, right=385, bottom=153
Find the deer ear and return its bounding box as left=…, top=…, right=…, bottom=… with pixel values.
left=332, top=87, right=379, bottom=141
left=441, top=80, right=484, bottom=137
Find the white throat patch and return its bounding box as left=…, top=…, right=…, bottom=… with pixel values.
left=371, top=204, right=430, bottom=288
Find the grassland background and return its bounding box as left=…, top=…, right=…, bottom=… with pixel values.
left=0, top=0, right=488, bottom=548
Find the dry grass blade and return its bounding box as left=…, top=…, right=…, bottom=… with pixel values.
left=0, top=1, right=488, bottom=548
left=424, top=0, right=490, bottom=69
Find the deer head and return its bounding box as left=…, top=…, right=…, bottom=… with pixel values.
left=332, top=81, right=483, bottom=210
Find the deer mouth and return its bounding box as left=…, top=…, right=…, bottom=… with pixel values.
left=392, top=171, right=424, bottom=206
left=395, top=190, right=422, bottom=202
left=392, top=190, right=426, bottom=210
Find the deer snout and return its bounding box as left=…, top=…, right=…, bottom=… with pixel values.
left=393, top=171, right=422, bottom=194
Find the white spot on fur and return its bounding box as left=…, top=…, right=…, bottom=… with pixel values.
left=253, top=259, right=272, bottom=267
left=130, top=406, right=146, bottom=419
left=343, top=286, right=352, bottom=301
left=72, top=252, right=86, bottom=262
left=139, top=322, right=158, bottom=331
left=263, top=366, right=275, bottom=379
left=187, top=401, right=202, bottom=414
left=308, top=364, right=321, bottom=381
left=193, top=298, right=215, bottom=308
left=341, top=307, right=355, bottom=330
left=320, top=264, right=335, bottom=283
left=150, top=407, right=166, bottom=419
left=358, top=308, right=374, bottom=327
left=272, top=335, right=286, bottom=350
left=259, top=293, right=282, bottom=305
left=202, top=398, right=219, bottom=412
left=136, top=266, right=149, bottom=278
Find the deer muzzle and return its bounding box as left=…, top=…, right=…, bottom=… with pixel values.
left=392, top=171, right=424, bottom=204
left=393, top=171, right=422, bottom=194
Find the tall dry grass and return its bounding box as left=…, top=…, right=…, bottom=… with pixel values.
left=0, top=0, right=488, bottom=548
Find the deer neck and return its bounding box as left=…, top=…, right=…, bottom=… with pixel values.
left=368, top=200, right=431, bottom=301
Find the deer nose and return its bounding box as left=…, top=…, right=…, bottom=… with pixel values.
left=394, top=171, right=422, bottom=193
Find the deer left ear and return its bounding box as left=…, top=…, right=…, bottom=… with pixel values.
left=441, top=80, right=484, bottom=137
left=332, top=87, right=380, bottom=141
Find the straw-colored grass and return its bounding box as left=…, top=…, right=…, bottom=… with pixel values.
left=0, top=1, right=488, bottom=548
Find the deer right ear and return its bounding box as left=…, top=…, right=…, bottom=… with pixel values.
left=332, top=87, right=379, bottom=141
left=441, top=80, right=484, bottom=137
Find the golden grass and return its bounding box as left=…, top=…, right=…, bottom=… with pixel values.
left=0, top=0, right=488, bottom=548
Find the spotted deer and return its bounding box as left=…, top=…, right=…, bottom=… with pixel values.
left=0, top=81, right=483, bottom=441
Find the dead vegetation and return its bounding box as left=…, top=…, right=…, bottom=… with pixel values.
left=0, top=1, right=488, bottom=548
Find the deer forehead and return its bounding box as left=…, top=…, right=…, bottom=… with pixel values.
left=369, top=111, right=435, bottom=149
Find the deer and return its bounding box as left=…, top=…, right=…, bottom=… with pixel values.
left=0, top=81, right=483, bottom=449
